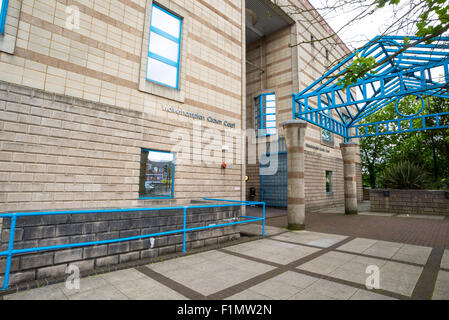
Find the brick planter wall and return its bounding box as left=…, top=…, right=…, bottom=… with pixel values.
left=370, top=189, right=449, bottom=215
left=0, top=202, right=240, bottom=285
left=363, top=188, right=370, bottom=201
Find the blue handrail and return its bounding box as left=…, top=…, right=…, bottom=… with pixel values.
left=0, top=198, right=266, bottom=290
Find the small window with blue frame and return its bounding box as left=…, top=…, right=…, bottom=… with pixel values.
left=321, top=108, right=333, bottom=143
left=139, top=149, right=175, bottom=199
left=146, top=3, right=182, bottom=89
left=255, top=93, right=277, bottom=136
left=326, top=171, right=333, bottom=194
left=0, top=0, right=8, bottom=34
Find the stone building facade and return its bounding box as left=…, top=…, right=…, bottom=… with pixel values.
left=0, top=0, right=362, bottom=284
left=244, top=0, right=363, bottom=210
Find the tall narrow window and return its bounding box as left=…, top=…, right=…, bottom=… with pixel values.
left=147, top=4, right=182, bottom=89
left=321, top=108, right=333, bottom=143
left=255, top=93, right=277, bottom=136
left=139, top=149, right=175, bottom=199
left=326, top=171, right=333, bottom=194
left=0, top=0, right=8, bottom=34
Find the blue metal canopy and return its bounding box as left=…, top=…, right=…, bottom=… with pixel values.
left=292, top=35, right=449, bottom=140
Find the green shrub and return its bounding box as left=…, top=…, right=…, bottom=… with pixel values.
left=380, top=161, right=427, bottom=189
left=425, top=178, right=449, bottom=190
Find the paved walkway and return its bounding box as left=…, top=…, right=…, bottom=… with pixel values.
left=2, top=203, right=449, bottom=300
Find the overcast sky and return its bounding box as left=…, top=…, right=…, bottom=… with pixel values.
left=308, top=0, right=417, bottom=50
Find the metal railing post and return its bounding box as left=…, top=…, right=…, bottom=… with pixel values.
left=262, top=203, right=266, bottom=237
left=2, top=214, right=17, bottom=290
left=182, top=207, right=187, bottom=253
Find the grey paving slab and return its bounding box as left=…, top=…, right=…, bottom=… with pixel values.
left=68, top=284, right=129, bottom=300
left=306, top=238, right=343, bottom=248
left=226, top=239, right=319, bottom=265
left=226, top=289, right=272, bottom=300
left=391, top=244, right=432, bottom=265
left=441, top=250, right=449, bottom=269
left=100, top=268, right=147, bottom=284
left=330, top=261, right=382, bottom=285
left=380, top=261, right=423, bottom=296
left=111, top=276, right=187, bottom=300
left=295, top=279, right=358, bottom=300
left=338, top=238, right=379, bottom=254
left=214, top=269, right=263, bottom=284
left=362, top=240, right=403, bottom=259
left=176, top=275, right=233, bottom=296
left=297, top=251, right=357, bottom=275
left=245, top=271, right=319, bottom=300
left=272, top=231, right=347, bottom=248
left=4, top=283, right=68, bottom=300
left=306, top=253, right=386, bottom=288
left=432, top=270, right=449, bottom=300
left=60, top=274, right=109, bottom=297
left=147, top=259, right=193, bottom=274
left=271, top=271, right=320, bottom=289
left=349, top=289, right=397, bottom=300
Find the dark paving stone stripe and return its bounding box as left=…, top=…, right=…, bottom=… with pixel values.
left=267, top=237, right=331, bottom=250
left=292, top=268, right=409, bottom=300
left=207, top=237, right=356, bottom=300
left=135, top=265, right=207, bottom=300
left=207, top=267, right=288, bottom=300
left=411, top=248, right=445, bottom=300
left=268, top=237, right=426, bottom=268
left=219, top=249, right=282, bottom=268
left=440, top=267, right=449, bottom=273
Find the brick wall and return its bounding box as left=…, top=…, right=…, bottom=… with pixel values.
left=0, top=0, right=246, bottom=213
left=370, top=189, right=449, bottom=215
left=0, top=81, right=245, bottom=213
left=0, top=203, right=240, bottom=285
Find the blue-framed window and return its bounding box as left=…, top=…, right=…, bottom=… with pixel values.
left=0, top=0, right=8, bottom=35
left=255, top=93, right=277, bottom=136
left=139, top=149, right=175, bottom=199
left=321, top=108, right=333, bottom=143
left=146, top=4, right=182, bottom=89
left=326, top=171, right=333, bottom=194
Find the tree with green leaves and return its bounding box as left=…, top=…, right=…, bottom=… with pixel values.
left=360, top=96, right=449, bottom=189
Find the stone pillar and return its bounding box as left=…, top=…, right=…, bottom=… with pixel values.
left=282, top=120, right=307, bottom=230
left=341, top=142, right=359, bottom=215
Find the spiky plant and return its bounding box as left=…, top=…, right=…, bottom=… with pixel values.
left=380, top=161, right=427, bottom=190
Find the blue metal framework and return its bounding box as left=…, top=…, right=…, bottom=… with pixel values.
left=261, top=136, right=287, bottom=207
left=0, top=0, right=8, bottom=34
left=147, top=4, right=182, bottom=89
left=255, top=93, right=277, bottom=137
left=293, top=36, right=449, bottom=140
left=0, top=198, right=266, bottom=290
